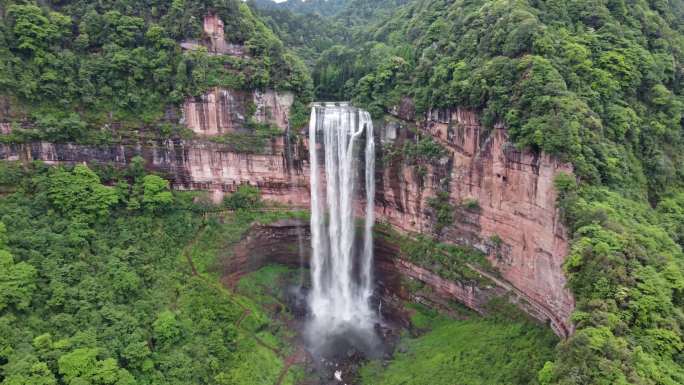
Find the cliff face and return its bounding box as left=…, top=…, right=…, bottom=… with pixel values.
left=180, top=13, right=246, bottom=57
left=221, top=219, right=506, bottom=320
left=0, top=99, right=574, bottom=337
left=220, top=219, right=565, bottom=336
left=376, top=107, right=575, bottom=336
left=0, top=139, right=309, bottom=205
left=182, top=88, right=294, bottom=135
left=179, top=13, right=293, bottom=136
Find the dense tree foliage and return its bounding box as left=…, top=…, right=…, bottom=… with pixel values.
left=249, top=0, right=413, bottom=100
left=544, top=176, right=684, bottom=384
left=0, top=162, right=305, bottom=384
left=250, top=0, right=350, bottom=18
left=333, top=0, right=684, bottom=197
left=0, top=0, right=312, bottom=141
left=248, top=1, right=351, bottom=69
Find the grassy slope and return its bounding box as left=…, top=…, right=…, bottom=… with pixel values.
left=361, top=304, right=558, bottom=385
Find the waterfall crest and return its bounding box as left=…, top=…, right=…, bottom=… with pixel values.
left=307, top=103, right=376, bottom=346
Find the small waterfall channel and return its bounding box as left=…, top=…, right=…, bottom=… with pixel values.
left=305, top=102, right=380, bottom=357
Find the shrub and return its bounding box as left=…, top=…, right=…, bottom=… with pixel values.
left=223, top=185, right=262, bottom=210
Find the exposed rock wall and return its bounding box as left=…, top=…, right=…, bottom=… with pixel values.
left=182, top=88, right=293, bottom=135
left=182, top=88, right=250, bottom=135
left=180, top=14, right=246, bottom=57
left=220, top=219, right=311, bottom=288
left=375, top=107, right=574, bottom=336
left=202, top=13, right=246, bottom=56
left=221, top=219, right=504, bottom=317
left=373, top=230, right=503, bottom=312
left=0, top=139, right=309, bottom=205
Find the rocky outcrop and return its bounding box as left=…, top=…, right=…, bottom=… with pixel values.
left=372, top=230, right=503, bottom=313
left=221, top=219, right=504, bottom=316
left=180, top=14, right=246, bottom=57
left=182, top=89, right=250, bottom=135
left=374, top=106, right=574, bottom=336
left=182, top=88, right=293, bottom=135
left=253, top=90, right=294, bottom=131
left=178, top=13, right=292, bottom=136
left=219, top=219, right=567, bottom=335
left=202, top=13, right=245, bottom=56
left=221, top=219, right=311, bottom=287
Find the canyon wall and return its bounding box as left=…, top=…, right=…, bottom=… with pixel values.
left=0, top=139, right=309, bottom=206
left=182, top=88, right=293, bottom=135
left=375, top=106, right=575, bottom=337
left=220, top=219, right=506, bottom=320
left=0, top=99, right=574, bottom=337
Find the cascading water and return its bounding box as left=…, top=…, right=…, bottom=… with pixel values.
left=306, top=102, right=379, bottom=356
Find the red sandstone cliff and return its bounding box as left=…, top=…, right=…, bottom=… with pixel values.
left=375, top=107, right=575, bottom=336
left=0, top=100, right=574, bottom=337
left=182, top=88, right=294, bottom=136
left=180, top=13, right=246, bottom=57
left=0, top=139, right=309, bottom=205
left=179, top=13, right=293, bottom=136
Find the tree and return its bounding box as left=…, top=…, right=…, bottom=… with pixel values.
left=141, top=175, right=173, bottom=211
left=152, top=310, right=180, bottom=346
left=0, top=223, right=36, bottom=312
left=46, top=165, right=119, bottom=222
left=1, top=359, right=57, bottom=385
left=223, top=185, right=262, bottom=210
left=58, top=348, right=136, bottom=385
left=7, top=5, right=61, bottom=54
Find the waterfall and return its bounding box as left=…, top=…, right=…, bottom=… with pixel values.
left=307, top=103, right=376, bottom=344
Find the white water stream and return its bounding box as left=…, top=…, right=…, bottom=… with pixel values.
left=307, top=103, right=376, bottom=344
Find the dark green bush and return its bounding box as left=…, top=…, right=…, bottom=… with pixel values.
left=223, top=184, right=262, bottom=210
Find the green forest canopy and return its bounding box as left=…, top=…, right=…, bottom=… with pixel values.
left=0, top=162, right=307, bottom=384
left=0, top=0, right=312, bottom=141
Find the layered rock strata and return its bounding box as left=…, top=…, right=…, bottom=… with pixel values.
left=0, top=103, right=574, bottom=337
left=374, top=107, right=575, bottom=337
left=220, top=219, right=561, bottom=334
left=182, top=88, right=294, bottom=135
left=0, top=139, right=308, bottom=205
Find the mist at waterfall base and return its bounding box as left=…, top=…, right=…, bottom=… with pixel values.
left=304, top=103, right=382, bottom=359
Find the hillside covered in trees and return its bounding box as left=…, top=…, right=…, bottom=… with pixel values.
left=0, top=0, right=312, bottom=142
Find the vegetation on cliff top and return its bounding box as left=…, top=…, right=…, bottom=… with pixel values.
left=274, top=0, right=683, bottom=196
left=0, top=0, right=312, bottom=141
